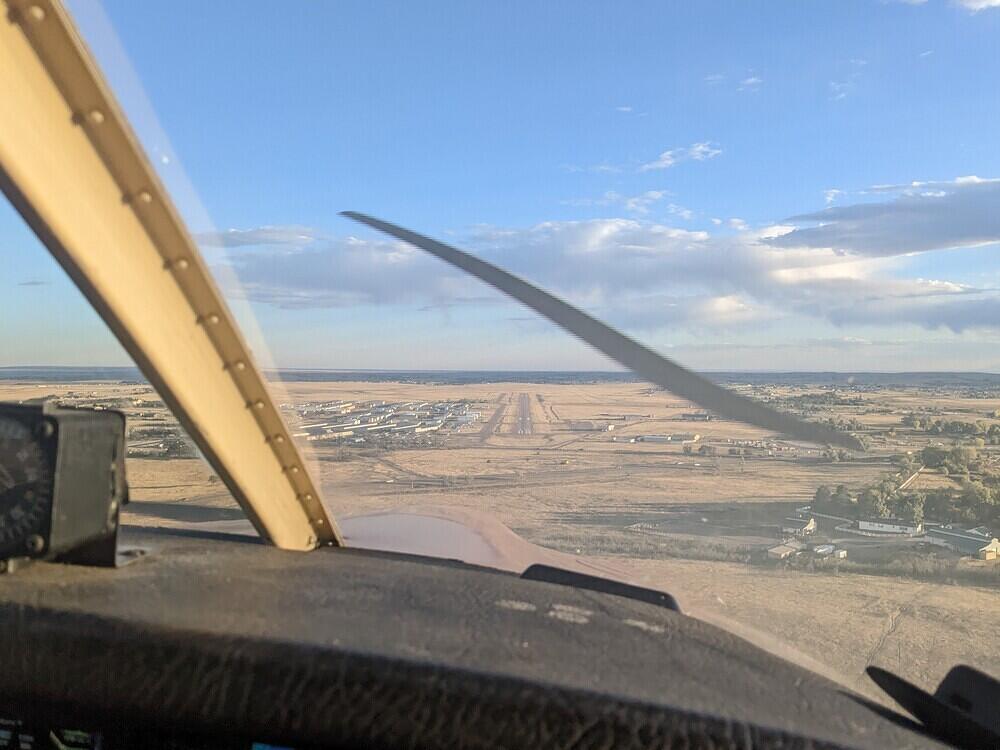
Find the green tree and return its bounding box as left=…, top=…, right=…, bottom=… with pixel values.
left=833, top=485, right=852, bottom=506
left=925, top=489, right=955, bottom=523
left=951, top=446, right=977, bottom=466
left=921, top=446, right=948, bottom=468
left=895, top=492, right=925, bottom=525
left=860, top=488, right=890, bottom=518
left=957, top=480, right=998, bottom=525
left=814, top=485, right=832, bottom=506
left=876, top=477, right=897, bottom=500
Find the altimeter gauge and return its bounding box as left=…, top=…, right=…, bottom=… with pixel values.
left=0, top=403, right=127, bottom=568
left=0, top=413, right=56, bottom=558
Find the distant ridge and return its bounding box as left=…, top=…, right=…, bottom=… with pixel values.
left=0, top=366, right=144, bottom=382
left=2, top=366, right=1000, bottom=388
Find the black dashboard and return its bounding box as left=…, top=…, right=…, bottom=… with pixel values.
left=0, top=717, right=282, bottom=749
left=0, top=526, right=954, bottom=749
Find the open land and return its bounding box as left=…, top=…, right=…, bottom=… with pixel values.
left=2, top=373, right=998, bottom=706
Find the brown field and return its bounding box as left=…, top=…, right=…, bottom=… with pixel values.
left=3, top=377, right=999, bottom=706
left=619, top=557, right=1000, bottom=697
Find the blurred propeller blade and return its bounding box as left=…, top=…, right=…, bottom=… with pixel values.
left=341, top=211, right=863, bottom=451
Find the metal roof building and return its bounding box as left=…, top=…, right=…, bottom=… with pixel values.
left=926, top=525, right=998, bottom=556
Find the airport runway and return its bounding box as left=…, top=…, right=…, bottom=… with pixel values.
left=516, top=392, right=533, bottom=436
left=480, top=397, right=508, bottom=442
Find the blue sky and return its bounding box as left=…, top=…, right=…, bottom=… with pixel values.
left=4, top=0, right=1000, bottom=370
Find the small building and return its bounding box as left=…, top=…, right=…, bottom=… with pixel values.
left=978, top=540, right=1000, bottom=561
left=362, top=422, right=397, bottom=433
left=671, top=433, right=700, bottom=442
left=813, top=544, right=835, bottom=557
left=681, top=412, right=712, bottom=421
left=767, top=544, right=797, bottom=560
left=858, top=518, right=923, bottom=535
left=926, top=525, right=999, bottom=557
left=782, top=517, right=817, bottom=536
left=637, top=433, right=700, bottom=444
left=309, top=429, right=355, bottom=440
left=833, top=549, right=848, bottom=559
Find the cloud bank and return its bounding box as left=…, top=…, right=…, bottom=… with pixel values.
left=210, top=177, right=1000, bottom=337
left=770, top=177, right=1000, bottom=256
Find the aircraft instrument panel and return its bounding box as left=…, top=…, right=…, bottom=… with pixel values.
left=0, top=716, right=299, bottom=749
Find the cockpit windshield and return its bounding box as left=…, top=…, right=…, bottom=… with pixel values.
left=2, top=0, right=998, bottom=709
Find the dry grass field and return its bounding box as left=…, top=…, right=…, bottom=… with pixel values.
left=3, top=377, right=998, bottom=706
left=618, top=557, right=1000, bottom=699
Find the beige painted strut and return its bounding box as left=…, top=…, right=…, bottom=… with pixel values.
left=0, top=0, right=342, bottom=549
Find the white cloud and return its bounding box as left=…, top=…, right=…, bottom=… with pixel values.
left=888, top=0, right=998, bottom=10
left=689, top=142, right=722, bottom=161
left=222, top=183, right=1000, bottom=338
left=564, top=192, right=694, bottom=220
left=640, top=152, right=678, bottom=171
left=615, top=105, right=633, bottom=113
left=667, top=203, right=695, bottom=221
left=560, top=191, right=620, bottom=208
left=956, top=0, right=1000, bottom=10
left=561, top=163, right=621, bottom=174
left=639, top=142, right=722, bottom=171
left=196, top=226, right=320, bottom=247
left=739, top=76, right=762, bottom=91
left=563, top=190, right=670, bottom=215
left=828, top=57, right=869, bottom=101
left=704, top=73, right=725, bottom=84
left=920, top=49, right=934, bottom=57
left=624, top=190, right=669, bottom=214
left=824, top=189, right=843, bottom=204
left=829, top=81, right=853, bottom=101
left=870, top=175, right=998, bottom=191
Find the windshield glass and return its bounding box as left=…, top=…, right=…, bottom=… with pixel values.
left=5, top=0, right=998, bottom=707
left=0, top=194, right=241, bottom=526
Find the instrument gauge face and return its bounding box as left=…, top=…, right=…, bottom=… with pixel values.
left=0, top=414, right=54, bottom=553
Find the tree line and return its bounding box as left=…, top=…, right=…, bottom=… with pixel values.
left=813, top=445, right=999, bottom=528
left=901, top=414, right=1000, bottom=445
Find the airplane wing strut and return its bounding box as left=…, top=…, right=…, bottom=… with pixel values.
left=1, top=0, right=340, bottom=549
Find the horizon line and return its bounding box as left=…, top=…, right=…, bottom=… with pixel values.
left=2, top=365, right=1000, bottom=376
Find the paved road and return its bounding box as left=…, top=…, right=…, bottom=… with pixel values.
left=516, top=392, right=533, bottom=436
